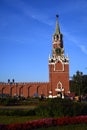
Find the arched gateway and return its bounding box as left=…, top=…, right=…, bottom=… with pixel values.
left=55, top=81, right=64, bottom=98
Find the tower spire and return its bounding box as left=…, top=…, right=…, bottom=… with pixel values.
left=55, top=15, right=60, bottom=34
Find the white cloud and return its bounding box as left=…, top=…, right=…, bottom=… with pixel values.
left=5, top=0, right=52, bottom=26
left=63, top=30, right=87, bottom=55
left=79, top=45, right=87, bottom=55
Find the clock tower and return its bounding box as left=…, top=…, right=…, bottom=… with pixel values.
left=49, top=15, right=69, bottom=98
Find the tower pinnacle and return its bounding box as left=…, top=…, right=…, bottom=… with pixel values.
left=55, top=15, right=60, bottom=34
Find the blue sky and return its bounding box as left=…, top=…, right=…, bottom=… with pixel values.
left=0, top=0, right=87, bottom=82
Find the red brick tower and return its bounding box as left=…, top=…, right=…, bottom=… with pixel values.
left=49, top=15, right=69, bottom=98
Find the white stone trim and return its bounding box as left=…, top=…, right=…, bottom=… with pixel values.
left=55, top=81, right=64, bottom=98
left=55, top=81, right=64, bottom=92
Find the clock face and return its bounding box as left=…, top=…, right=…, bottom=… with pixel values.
left=55, top=48, right=61, bottom=55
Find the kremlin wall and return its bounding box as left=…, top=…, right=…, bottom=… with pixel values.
left=0, top=16, right=70, bottom=98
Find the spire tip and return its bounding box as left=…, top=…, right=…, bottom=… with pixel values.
left=56, top=14, right=59, bottom=18
left=55, top=14, right=60, bottom=34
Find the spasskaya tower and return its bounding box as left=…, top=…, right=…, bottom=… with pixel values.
left=49, top=15, right=70, bottom=98
left=0, top=15, right=70, bottom=98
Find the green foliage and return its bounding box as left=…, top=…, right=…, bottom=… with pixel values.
left=0, top=97, right=18, bottom=106
left=62, top=98, right=73, bottom=116
left=0, top=98, right=87, bottom=118
left=70, top=70, right=87, bottom=95
left=0, top=97, right=40, bottom=106
left=0, top=109, right=36, bottom=116
left=35, top=98, right=87, bottom=117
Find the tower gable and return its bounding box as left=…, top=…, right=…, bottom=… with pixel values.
left=55, top=60, right=64, bottom=71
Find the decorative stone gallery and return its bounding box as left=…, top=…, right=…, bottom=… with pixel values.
left=0, top=16, right=70, bottom=98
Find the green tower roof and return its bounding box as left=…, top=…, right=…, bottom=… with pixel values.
left=55, top=15, right=60, bottom=34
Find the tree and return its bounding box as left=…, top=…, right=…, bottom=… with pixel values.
left=81, top=75, right=87, bottom=95
left=70, top=71, right=83, bottom=96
